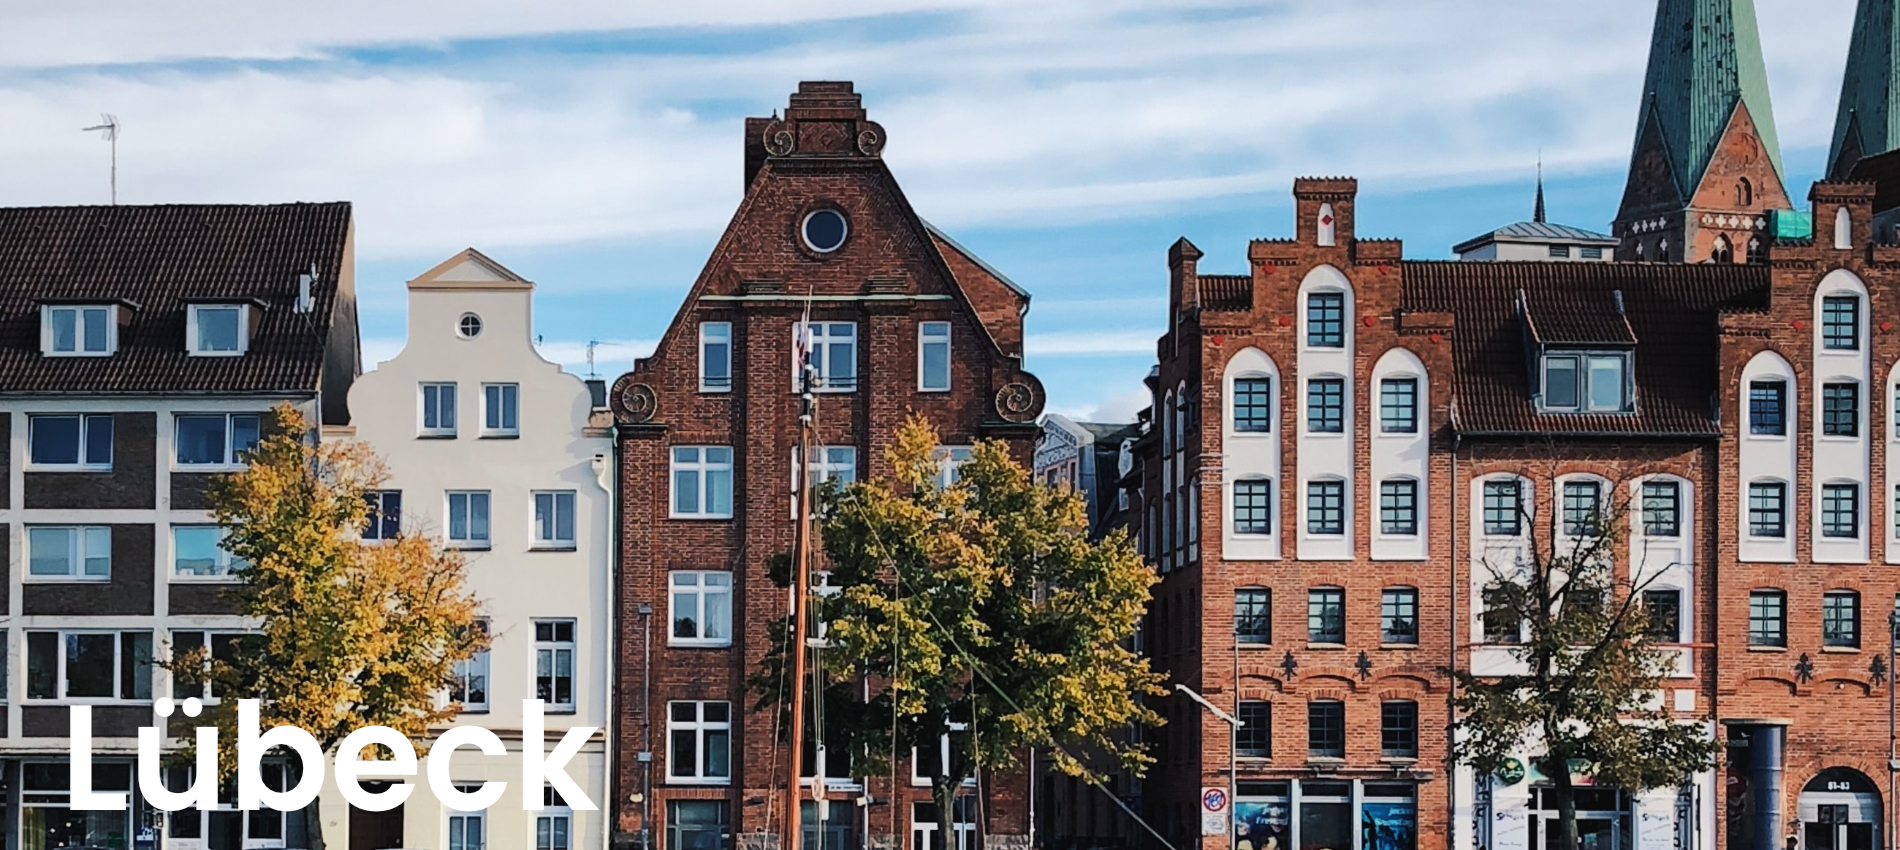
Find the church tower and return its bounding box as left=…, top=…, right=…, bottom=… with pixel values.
left=1613, top=0, right=1792, bottom=263
left=1829, top=0, right=1900, bottom=179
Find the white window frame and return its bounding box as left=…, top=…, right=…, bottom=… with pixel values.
left=450, top=621, right=490, bottom=712
left=671, top=446, right=734, bottom=519
left=794, top=321, right=858, bottom=393
left=24, top=629, right=152, bottom=703
left=792, top=446, right=857, bottom=514
left=174, top=413, right=262, bottom=469
left=25, top=525, right=111, bottom=582
left=911, top=799, right=977, bottom=850
left=41, top=304, right=116, bottom=357
left=536, top=788, right=573, bottom=850
left=1540, top=351, right=1631, bottom=413
left=909, top=723, right=976, bottom=787
left=700, top=322, right=732, bottom=393
left=669, top=571, right=733, bottom=648
left=362, top=489, right=402, bottom=541
left=445, top=490, right=492, bottom=548
left=26, top=413, right=113, bottom=470
left=534, top=619, right=576, bottom=712
left=532, top=490, right=577, bottom=549
left=667, top=700, right=733, bottom=784
left=918, top=321, right=952, bottom=392
left=480, top=383, right=519, bottom=438
left=171, top=524, right=244, bottom=581
left=420, top=382, right=459, bottom=437
left=186, top=304, right=249, bottom=356
left=449, top=789, right=487, bottom=850
left=934, top=446, right=974, bottom=489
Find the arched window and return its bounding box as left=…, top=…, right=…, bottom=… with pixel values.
left=1836, top=206, right=1853, bottom=250
left=1659, top=236, right=1669, bottom=258
left=1712, top=235, right=1734, bottom=264
left=1634, top=240, right=1647, bottom=262
left=1737, top=178, right=1753, bottom=208
left=1175, top=381, right=1189, bottom=455
left=1162, top=390, right=1174, bottom=454
left=1746, top=236, right=1762, bottom=265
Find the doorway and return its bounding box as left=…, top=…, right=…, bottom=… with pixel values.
left=1798, top=768, right=1881, bottom=850
left=1529, top=788, right=1633, bottom=850
left=348, top=782, right=404, bottom=850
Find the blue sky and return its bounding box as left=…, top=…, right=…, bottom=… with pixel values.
left=0, top=1, right=1859, bottom=420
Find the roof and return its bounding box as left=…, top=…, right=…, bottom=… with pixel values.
left=0, top=203, right=352, bottom=395
left=1831, top=0, right=1900, bottom=177
left=1403, top=260, right=1769, bottom=436
left=409, top=247, right=532, bottom=291
left=1845, top=147, right=1900, bottom=214
left=921, top=220, right=1030, bottom=301
left=1080, top=421, right=1139, bottom=443
left=1198, top=274, right=1252, bottom=311
left=1633, top=0, right=1784, bottom=194
left=1452, top=220, right=1618, bottom=255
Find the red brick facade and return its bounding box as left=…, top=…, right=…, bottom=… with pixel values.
left=606, top=82, right=1043, bottom=850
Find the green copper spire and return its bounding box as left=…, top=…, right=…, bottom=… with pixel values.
left=1830, top=0, right=1900, bottom=177
left=1633, top=0, right=1785, bottom=197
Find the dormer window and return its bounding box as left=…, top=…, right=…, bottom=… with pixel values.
left=188, top=304, right=247, bottom=356
left=1540, top=352, right=1630, bottom=413
left=42, top=305, right=115, bottom=356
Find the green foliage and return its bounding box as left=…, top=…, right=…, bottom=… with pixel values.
left=749, top=414, right=1162, bottom=833
left=1451, top=468, right=1719, bottom=850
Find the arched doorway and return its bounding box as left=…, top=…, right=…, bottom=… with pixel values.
left=1799, top=768, right=1881, bottom=850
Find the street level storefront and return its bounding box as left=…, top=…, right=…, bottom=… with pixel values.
left=1467, top=756, right=1713, bottom=850
left=1234, top=781, right=1418, bottom=850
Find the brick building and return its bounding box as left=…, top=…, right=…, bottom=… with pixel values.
left=605, top=82, right=1045, bottom=850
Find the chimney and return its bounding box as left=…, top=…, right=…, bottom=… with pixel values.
left=586, top=378, right=608, bottom=410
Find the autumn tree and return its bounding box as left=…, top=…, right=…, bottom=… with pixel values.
left=174, top=404, right=487, bottom=847
left=751, top=415, right=1162, bottom=845
left=1450, top=464, right=1720, bottom=850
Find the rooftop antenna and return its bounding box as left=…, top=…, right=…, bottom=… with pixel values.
left=586, top=339, right=599, bottom=378
left=81, top=114, right=120, bottom=205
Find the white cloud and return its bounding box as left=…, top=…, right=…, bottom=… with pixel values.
left=1087, top=389, right=1150, bottom=424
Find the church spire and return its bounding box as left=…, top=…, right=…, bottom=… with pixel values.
left=1534, top=160, right=1547, bottom=224
left=1830, top=0, right=1900, bottom=178
left=1629, top=0, right=1784, bottom=196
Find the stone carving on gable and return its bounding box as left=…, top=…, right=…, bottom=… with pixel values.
left=611, top=374, right=658, bottom=424
left=993, top=374, right=1046, bottom=423
left=762, top=121, right=795, bottom=157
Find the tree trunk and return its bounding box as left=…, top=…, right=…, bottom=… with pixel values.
left=1549, top=755, right=1579, bottom=850
left=301, top=797, right=327, bottom=850
left=933, top=777, right=959, bottom=850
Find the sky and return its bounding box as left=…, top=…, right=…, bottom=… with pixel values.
left=0, top=0, right=1862, bottom=422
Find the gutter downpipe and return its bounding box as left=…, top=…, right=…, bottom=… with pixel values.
left=600, top=445, right=617, bottom=850
left=1449, top=430, right=1461, bottom=848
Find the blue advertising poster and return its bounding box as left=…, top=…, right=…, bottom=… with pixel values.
left=1361, top=802, right=1417, bottom=850
left=1235, top=800, right=1291, bottom=850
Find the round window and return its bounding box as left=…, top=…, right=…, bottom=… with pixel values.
left=458, top=313, right=483, bottom=339
left=802, top=209, right=849, bottom=254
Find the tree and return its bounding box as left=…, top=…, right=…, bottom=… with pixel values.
left=174, top=404, right=487, bottom=847
left=1450, top=465, right=1720, bottom=850
left=750, top=415, right=1163, bottom=846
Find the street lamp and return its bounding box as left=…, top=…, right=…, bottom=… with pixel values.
left=1177, top=684, right=1242, bottom=848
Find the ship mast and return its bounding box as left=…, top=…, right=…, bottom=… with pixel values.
left=786, top=336, right=820, bottom=850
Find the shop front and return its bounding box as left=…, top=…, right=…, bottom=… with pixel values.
left=1233, top=780, right=1418, bottom=850
left=1794, top=768, right=1881, bottom=850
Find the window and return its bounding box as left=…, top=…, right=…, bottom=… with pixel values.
left=458, top=313, right=483, bottom=339
left=1749, top=482, right=1787, bottom=538
left=1824, top=591, right=1860, bottom=648
left=171, top=631, right=260, bottom=701
left=1236, top=702, right=1272, bottom=758
left=1823, top=484, right=1860, bottom=538
left=1306, top=480, right=1344, bottom=535
left=175, top=413, right=261, bottom=466
left=449, top=794, right=486, bottom=850
left=1738, top=178, right=1754, bottom=207
left=445, top=491, right=491, bottom=547
left=672, top=447, right=735, bottom=518
left=449, top=621, right=489, bottom=711
left=537, top=787, right=572, bottom=850
left=1549, top=244, right=1571, bottom=258
left=1307, top=588, right=1345, bottom=644
left=933, top=446, right=975, bottom=489
left=1306, top=293, right=1345, bottom=347
left=172, top=526, right=245, bottom=579
left=420, top=383, right=458, bottom=437
left=911, top=799, right=977, bottom=850
left=533, top=491, right=577, bottom=549
left=42, top=305, right=115, bottom=356
left=1561, top=481, right=1602, bottom=536
left=1306, top=378, right=1345, bottom=433
left=1379, top=378, right=1418, bottom=433
left=1748, top=591, right=1786, bottom=647
left=1823, top=383, right=1859, bottom=437
left=1482, top=480, right=1522, bottom=536
left=1234, top=378, right=1273, bottom=433
left=1381, top=588, right=1418, bottom=644
left=1483, top=588, right=1520, bottom=644
left=700, top=322, right=732, bottom=392
left=1544, top=355, right=1579, bottom=409
left=534, top=619, right=576, bottom=710
left=1236, top=588, right=1271, bottom=645
left=1749, top=381, right=1786, bottom=435
left=28, top=414, right=113, bottom=468
left=1642, top=589, right=1681, bottom=643
left=1823, top=296, right=1860, bottom=351
left=668, top=701, right=732, bottom=782
left=1642, top=481, right=1681, bottom=537
left=28, top=526, right=110, bottom=581
left=1545, top=353, right=1630, bottom=412
left=802, top=209, right=849, bottom=253
left=482, top=383, right=519, bottom=437
left=668, top=801, right=730, bottom=850
left=1380, top=479, right=1418, bottom=535
left=919, top=321, right=951, bottom=391
left=1581, top=246, right=1604, bottom=260
left=794, top=446, right=858, bottom=501
left=362, top=490, right=402, bottom=541
left=1380, top=701, right=1418, bottom=757
left=1233, top=479, right=1272, bottom=535
left=187, top=305, right=245, bottom=355
left=671, top=572, right=733, bottom=647
left=28, top=762, right=133, bottom=850
left=795, top=322, right=858, bottom=391
left=26, top=630, right=151, bottom=700
left=1586, top=355, right=1626, bottom=411
left=1307, top=701, right=1345, bottom=758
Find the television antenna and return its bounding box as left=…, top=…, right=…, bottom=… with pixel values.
left=586, top=339, right=599, bottom=378
left=81, top=114, right=120, bottom=204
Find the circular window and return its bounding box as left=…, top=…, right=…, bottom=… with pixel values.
left=457, top=313, right=483, bottom=339
left=802, top=209, right=849, bottom=254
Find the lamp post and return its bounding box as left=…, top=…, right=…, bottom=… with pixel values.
left=1177, top=684, right=1242, bottom=849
